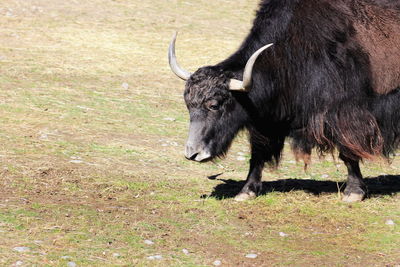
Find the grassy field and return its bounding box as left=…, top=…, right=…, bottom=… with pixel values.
left=0, top=0, right=399, bottom=266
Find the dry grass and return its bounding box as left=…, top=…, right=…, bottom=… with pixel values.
left=0, top=0, right=399, bottom=266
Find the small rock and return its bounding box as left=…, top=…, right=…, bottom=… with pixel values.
left=76, top=105, right=94, bottom=111
left=321, top=174, right=329, bottom=179
left=279, top=232, right=288, bottom=237
left=236, top=156, right=246, bottom=161
left=61, top=256, right=72, bottom=260
left=69, top=160, right=83, bottom=164
left=112, top=253, right=120, bottom=257
left=14, top=261, right=23, bottom=266
left=213, top=260, right=222, bottom=266
left=237, top=152, right=245, bottom=156
left=121, top=82, right=129, bottom=90
left=144, top=240, right=154, bottom=245
left=67, top=262, right=76, bottom=267
left=147, top=255, right=162, bottom=260
left=163, top=117, right=176, bottom=122
left=13, top=247, right=30, bottom=253
left=39, top=134, right=49, bottom=140
left=182, top=249, right=189, bottom=255
left=385, top=219, right=395, bottom=226
left=245, top=253, right=258, bottom=259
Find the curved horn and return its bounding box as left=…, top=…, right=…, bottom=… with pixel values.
left=168, top=32, right=191, bottom=80
left=229, top=43, right=273, bottom=91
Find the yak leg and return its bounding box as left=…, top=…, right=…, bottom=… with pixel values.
left=234, top=156, right=265, bottom=201
left=234, top=135, right=284, bottom=201
left=339, top=153, right=367, bottom=202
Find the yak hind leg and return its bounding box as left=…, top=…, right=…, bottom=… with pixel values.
left=339, top=153, right=367, bottom=202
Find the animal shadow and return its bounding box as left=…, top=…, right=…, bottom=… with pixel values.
left=207, top=175, right=400, bottom=200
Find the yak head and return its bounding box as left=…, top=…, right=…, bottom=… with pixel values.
left=182, top=67, right=240, bottom=161
left=168, top=32, right=272, bottom=162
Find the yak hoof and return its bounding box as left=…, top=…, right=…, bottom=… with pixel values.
left=234, top=191, right=256, bottom=202
left=342, top=193, right=364, bottom=203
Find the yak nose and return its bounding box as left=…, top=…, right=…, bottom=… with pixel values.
left=185, top=143, right=212, bottom=162
left=185, top=144, right=198, bottom=160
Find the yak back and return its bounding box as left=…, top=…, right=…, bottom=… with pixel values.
left=351, top=0, right=400, bottom=94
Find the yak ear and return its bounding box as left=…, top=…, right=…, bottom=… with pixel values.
left=229, top=79, right=246, bottom=91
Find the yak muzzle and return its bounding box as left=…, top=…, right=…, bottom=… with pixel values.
left=184, top=120, right=212, bottom=161
left=185, top=143, right=211, bottom=162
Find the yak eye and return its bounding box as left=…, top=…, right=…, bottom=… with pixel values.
left=206, top=100, right=220, bottom=111
left=209, top=104, right=219, bottom=111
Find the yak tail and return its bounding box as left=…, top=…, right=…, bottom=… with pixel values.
left=371, top=88, right=400, bottom=157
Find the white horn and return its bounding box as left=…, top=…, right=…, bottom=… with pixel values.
left=168, top=32, right=191, bottom=80
left=229, top=79, right=244, bottom=90
left=229, top=43, right=273, bottom=91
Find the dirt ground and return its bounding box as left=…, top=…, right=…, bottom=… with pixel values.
left=0, top=0, right=399, bottom=266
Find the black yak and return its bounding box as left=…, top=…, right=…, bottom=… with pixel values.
left=168, top=0, right=400, bottom=202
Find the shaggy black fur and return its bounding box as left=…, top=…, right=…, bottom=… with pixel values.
left=182, top=0, right=400, bottom=199
left=371, top=88, right=400, bottom=156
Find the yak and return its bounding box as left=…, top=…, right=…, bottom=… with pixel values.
left=168, top=0, right=400, bottom=202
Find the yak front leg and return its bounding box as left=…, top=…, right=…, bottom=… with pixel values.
left=234, top=134, right=284, bottom=201
left=234, top=157, right=265, bottom=201
left=339, top=153, right=367, bottom=202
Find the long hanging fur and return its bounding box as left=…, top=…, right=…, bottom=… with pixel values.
left=371, top=88, right=400, bottom=157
